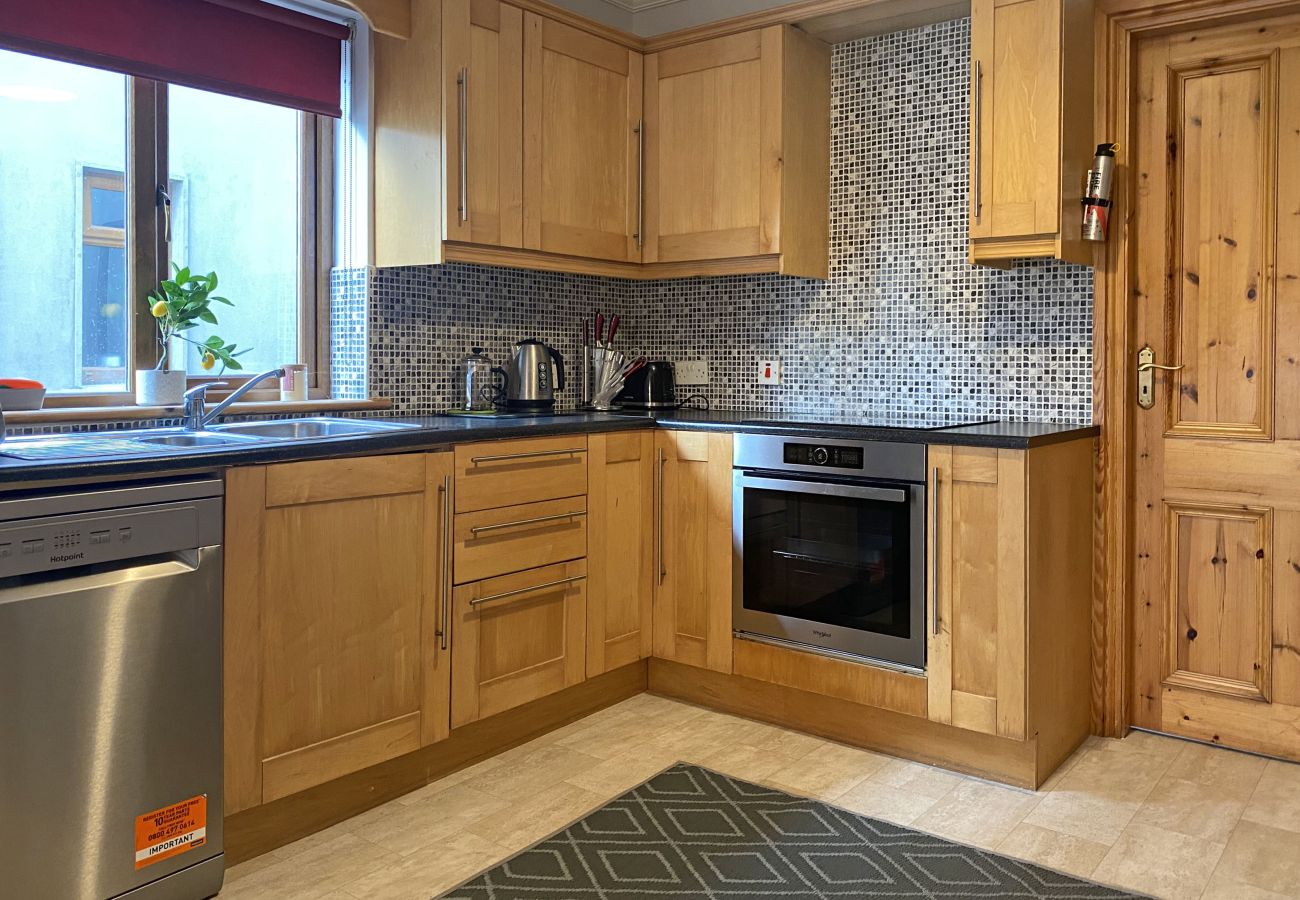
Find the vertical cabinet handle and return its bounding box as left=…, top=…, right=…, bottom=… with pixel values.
left=972, top=60, right=983, bottom=224
left=656, top=447, right=665, bottom=585
left=930, top=466, right=941, bottom=635
left=438, top=474, right=452, bottom=650
left=634, top=119, right=644, bottom=248
left=457, top=68, right=468, bottom=225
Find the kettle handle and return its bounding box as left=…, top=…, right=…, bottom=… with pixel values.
left=491, top=366, right=509, bottom=404
left=548, top=346, right=565, bottom=393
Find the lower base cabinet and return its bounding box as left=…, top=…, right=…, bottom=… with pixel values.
left=450, top=559, right=588, bottom=728
left=586, top=431, right=655, bottom=676
left=652, top=430, right=735, bottom=673
left=925, top=439, right=1094, bottom=772
left=224, top=430, right=1094, bottom=822
left=223, top=452, right=454, bottom=814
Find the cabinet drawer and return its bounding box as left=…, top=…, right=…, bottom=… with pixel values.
left=454, top=496, right=587, bottom=584
left=451, top=559, right=587, bottom=727
left=455, top=436, right=588, bottom=512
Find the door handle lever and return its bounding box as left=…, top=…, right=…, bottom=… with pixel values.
left=1137, top=345, right=1183, bottom=409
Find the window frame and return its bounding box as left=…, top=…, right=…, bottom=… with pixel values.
left=41, top=76, right=334, bottom=408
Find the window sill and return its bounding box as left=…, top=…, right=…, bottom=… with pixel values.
left=4, top=397, right=393, bottom=427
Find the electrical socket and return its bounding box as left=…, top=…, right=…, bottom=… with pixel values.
left=675, top=360, right=710, bottom=385
left=758, top=360, right=783, bottom=385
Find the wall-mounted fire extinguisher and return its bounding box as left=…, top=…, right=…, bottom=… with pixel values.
left=1081, top=142, right=1119, bottom=242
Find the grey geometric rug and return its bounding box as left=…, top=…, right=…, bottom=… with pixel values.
left=440, top=763, right=1143, bottom=899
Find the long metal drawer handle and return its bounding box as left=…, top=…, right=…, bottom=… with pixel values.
left=930, top=466, right=941, bottom=636
left=469, top=447, right=587, bottom=465
left=457, top=68, right=468, bottom=225
left=469, top=510, right=586, bottom=536
left=656, top=447, right=666, bottom=585
left=470, top=574, right=586, bottom=607
left=634, top=118, right=644, bottom=247
left=972, top=60, right=983, bottom=223
left=438, top=475, right=452, bottom=651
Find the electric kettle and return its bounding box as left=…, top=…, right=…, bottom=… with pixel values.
left=504, top=339, right=565, bottom=410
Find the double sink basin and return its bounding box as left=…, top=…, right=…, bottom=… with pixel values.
left=1, top=417, right=420, bottom=461
left=141, top=417, right=414, bottom=447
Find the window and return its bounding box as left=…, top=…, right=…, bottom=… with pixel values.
left=0, top=47, right=333, bottom=404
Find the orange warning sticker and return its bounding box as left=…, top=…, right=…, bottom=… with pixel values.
left=134, top=795, right=207, bottom=870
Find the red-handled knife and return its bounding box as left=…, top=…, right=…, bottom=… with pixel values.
left=605, top=314, right=620, bottom=349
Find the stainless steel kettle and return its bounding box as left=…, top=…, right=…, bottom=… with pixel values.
left=504, top=339, right=565, bottom=410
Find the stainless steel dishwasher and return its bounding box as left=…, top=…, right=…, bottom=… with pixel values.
left=0, top=478, right=225, bottom=900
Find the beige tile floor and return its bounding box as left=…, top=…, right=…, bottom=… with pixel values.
left=220, top=693, right=1300, bottom=900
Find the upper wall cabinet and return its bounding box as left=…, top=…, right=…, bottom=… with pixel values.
left=643, top=26, right=831, bottom=279
left=373, top=5, right=832, bottom=279
left=444, top=0, right=524, bottom=249
left=522, top=14, right=642, bottom=263
left=969, top=0, right=1094, bottom=267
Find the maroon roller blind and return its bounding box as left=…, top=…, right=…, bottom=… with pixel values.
left=0, top=0, right=349, bottom=116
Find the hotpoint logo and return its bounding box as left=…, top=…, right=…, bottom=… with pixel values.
left=50, top=551, right=86, bottom=564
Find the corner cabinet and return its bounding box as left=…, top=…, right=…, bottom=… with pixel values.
left=522, top=13, right=642, bottom=263
left=373, top=5, right=832, bottom=279
left=643, top=26, right=831, bottom=279
left=926, top=440, right=1093, bottom=772
left=969, top=0, right=1094, bottom=267
left=223, top=452, right=454, bottom=814
left=652, top=430, right=734, bottom=673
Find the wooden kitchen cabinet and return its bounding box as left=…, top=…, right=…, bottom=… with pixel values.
left=451, top=559, right=588, bottom=727
left=522, top=12, right=642, bottom=262
left=444, top=0, right=524, bottom=248
left=587, top=431, right=655, bottom=676
left=969, top=0, right=1093, bottom=266
left=926, top=441, right=1092, bottom=772
left=223, top=452, right=454, bottom=813
left=643, top=25, right=830, bottom=278
left=652, top=430, right=734, bottom=673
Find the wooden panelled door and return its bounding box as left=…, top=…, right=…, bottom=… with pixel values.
left=1132, top=14, right=1300, bottom=760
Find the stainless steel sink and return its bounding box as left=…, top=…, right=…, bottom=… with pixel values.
left=210, top=417, right=417, bottom=440
left=135, top=432, right=261, bottom=448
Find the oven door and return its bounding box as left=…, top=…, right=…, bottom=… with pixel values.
left=733, top=469, right=926, bottom=670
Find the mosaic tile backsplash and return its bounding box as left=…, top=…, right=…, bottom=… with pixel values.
left=358, top=17, right=1094, bottom=424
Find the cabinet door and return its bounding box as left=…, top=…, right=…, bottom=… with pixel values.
left=926, top=446, right=1027, bottom=739
left=587, top=431, right=654, bottom=676
left=970, top=0, right=1062, bottom=241
left=451, top=560, right=587, bottom=727
left=444, top=0, right=524, bottom=247
left=224, top=454, right=449, bottom=812
left=652, top=430, right=733, bottom=673
left=522, top=13, right=642, bottom=262
left=643, top=28, right=778, bottom=264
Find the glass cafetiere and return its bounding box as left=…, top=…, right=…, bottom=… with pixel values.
left=462, top=348, right=507, bottom=411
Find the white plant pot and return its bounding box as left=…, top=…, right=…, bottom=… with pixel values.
left=135, top=369, right=187, bottom=407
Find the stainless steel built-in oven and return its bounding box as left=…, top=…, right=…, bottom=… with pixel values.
left=733, top=433, right=927, bottom=670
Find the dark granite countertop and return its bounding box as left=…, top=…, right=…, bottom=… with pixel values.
left=647, top=409, right=1098, bottom=449
left=0, top=410, right=1097, bottom=487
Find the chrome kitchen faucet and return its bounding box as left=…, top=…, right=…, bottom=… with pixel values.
left=183, top=367, right=285, bottom=430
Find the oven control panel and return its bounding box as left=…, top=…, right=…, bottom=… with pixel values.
left=783, top=442, right=864, bottom=470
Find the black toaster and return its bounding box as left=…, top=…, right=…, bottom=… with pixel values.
left=618, top=360, right=677, bottom=409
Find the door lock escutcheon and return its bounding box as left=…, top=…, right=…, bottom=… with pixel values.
left=1136, top=345, right=1185, bottom=409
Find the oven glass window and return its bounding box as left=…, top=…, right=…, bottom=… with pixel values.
left=742, top=483, right=912, bottom=638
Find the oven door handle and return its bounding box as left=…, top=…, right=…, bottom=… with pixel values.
left=734, top=473, right=908, bottom=504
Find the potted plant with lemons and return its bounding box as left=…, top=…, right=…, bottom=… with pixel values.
left=136, top=265, right=249, bottom=406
